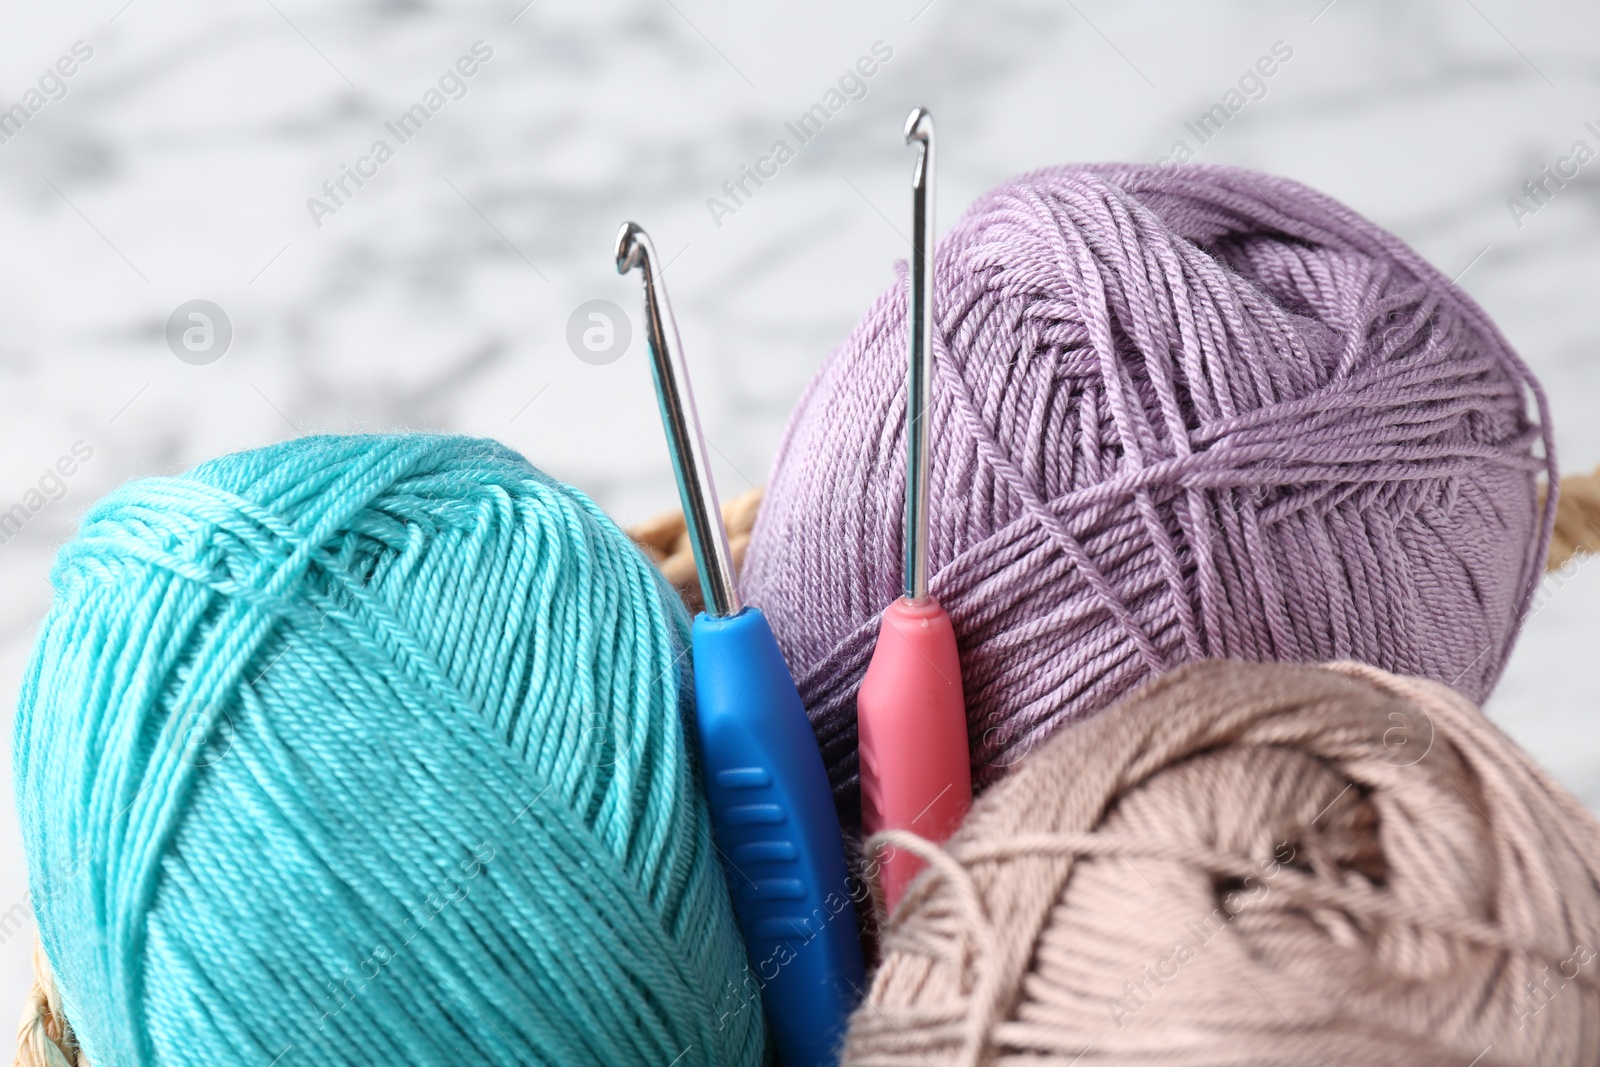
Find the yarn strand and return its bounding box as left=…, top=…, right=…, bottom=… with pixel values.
left=846, top=660, right=1600, bottom=1067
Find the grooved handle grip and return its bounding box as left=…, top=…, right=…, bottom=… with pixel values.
left=694, top=609, right=865, bottom=1067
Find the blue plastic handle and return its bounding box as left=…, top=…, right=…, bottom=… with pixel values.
left=692, top=607, right=866, bottom=1067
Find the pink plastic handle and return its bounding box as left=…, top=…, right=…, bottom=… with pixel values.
left=857, top=595, right=972, bottom=912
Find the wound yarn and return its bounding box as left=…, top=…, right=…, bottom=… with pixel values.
left=13, top=434, right=765, bottom=1066
left=742, top=163, right=1556, bottom=827
left=846, top=660, right=1600, bottom=1067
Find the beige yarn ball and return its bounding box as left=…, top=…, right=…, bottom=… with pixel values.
left=845, top=660, right=1600, bottom=1067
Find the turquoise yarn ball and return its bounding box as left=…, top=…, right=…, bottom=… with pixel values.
left=14, top=434, right=766, bottom=1066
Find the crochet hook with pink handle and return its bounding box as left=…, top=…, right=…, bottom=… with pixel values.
left=856, top=107, right=972, bottom=914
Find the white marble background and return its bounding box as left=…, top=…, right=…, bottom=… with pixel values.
left=2, top=0, right=1598, bottom=1013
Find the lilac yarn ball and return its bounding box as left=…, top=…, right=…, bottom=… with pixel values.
left=742, top=164, right=1555, bottom=829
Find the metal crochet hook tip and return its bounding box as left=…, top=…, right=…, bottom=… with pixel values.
left=905, top=105, right=933, bottom=150
left=614, top=221, right=741, bottom=618
left=903, top=107, right=935, bottom=602
left=614, top=220, right=646, bottom=275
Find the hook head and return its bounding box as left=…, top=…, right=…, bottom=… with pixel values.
left=904, top=106, right=934, bottom=147
left=615, top=221, right=649, bottom=275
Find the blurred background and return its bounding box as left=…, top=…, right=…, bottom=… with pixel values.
left=2, top=0, right=1598, bottom=1010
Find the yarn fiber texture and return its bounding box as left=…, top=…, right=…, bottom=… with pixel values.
left=13, top=434, right=765, bottom=1066
left=845, top=659, right=1600, bottom=1066
left=742, top=163, right=1555, bottom=827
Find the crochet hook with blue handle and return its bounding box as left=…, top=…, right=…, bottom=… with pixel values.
left=616, top=222, right=866, bottom=1067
